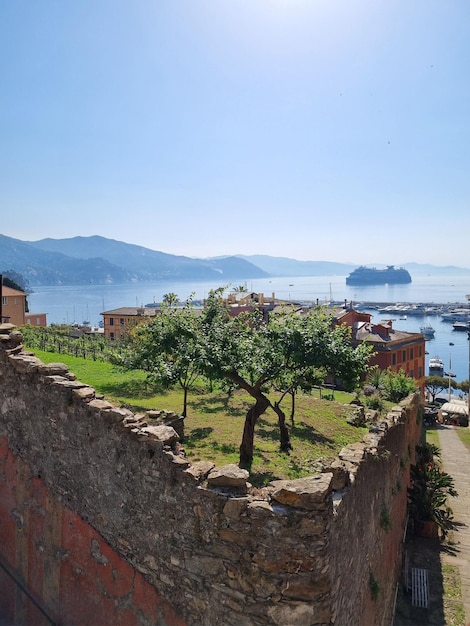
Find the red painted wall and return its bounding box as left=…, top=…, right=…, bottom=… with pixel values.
left=0, top=437, right=186, bottom=626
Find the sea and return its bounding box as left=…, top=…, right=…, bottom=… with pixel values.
left=27, top=273, right=470, bottom=383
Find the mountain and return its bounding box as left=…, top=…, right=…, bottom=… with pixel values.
left=237, top=255, right=470, bottom=277
left=236, top=255, right=356, bottom=276
left=1, top=234, right=268, bottom=286
left=401, top=262, right=470, bottom=275
left=2, top=234, right=469, bottom=287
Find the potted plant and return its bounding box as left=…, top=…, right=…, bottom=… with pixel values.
left=408, top=443, right=458, bottom=539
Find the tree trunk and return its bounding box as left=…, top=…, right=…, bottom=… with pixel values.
left=290, top=390, right=295, bottom=425
left=272, top=402, right=292, bottom=453
left=182, top=386, right=188, bottom=418
left=239, top=395, right=269, bottom=469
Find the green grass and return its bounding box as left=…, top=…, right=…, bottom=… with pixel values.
left=31, top=349, right=369, bottom=484
left=426, top=428, right=440, bottom=447
left=442, top=564, right=466, bottom=626
left=456, top=427, right=470, bottom=452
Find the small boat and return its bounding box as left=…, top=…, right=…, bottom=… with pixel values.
left=428, top=356, right=444, bottom=376
left=453, top=321, right=470, bottom=332
left=399, top=315, right=407, bottom=320
left=420, top=325, right=435, bottom=338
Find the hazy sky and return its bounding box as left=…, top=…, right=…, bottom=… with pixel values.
left=1, top=1, right=469, bottom=266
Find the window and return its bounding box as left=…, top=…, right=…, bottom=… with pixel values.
left=419, top=346, right=422, bottom=357
left=410, top=348, right=414, bottom=359
left=418, top=366, right=422, bottom=378
left=392, top=353, right=397, bottom=366
left=2, top=296, right=7, bottom=305
left=109, top=318, right=114, bottom=326
left=120, top=318, right=124, bottom=325
left=402, top=350, right=406, bottom=362
left=110, top=332, right=115, bottom=341
left=410, top=369, right=414, bottom=378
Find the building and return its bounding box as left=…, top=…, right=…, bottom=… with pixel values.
left=0, top=286, right=27, bottom=326
left=100, top=307, right=160, bottom=340
left=25, top=312, right=48, bottom=327
left=332, top=306, right=426, bottom=394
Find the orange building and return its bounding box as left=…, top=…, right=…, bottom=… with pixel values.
left=0, top=286, right=27, bottom=326
left=333, top=306, right=426, bottom=394
left=25, top=312, right=48, bottom=327
left=100, top=307, right=159, bottom=340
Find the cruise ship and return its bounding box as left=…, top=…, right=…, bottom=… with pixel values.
left=346, top=265, right=412, bottom=286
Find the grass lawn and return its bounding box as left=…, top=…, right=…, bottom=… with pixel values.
left=31, top=349, right=369, bottom=484
left=456, top=427, right=470, bottom=451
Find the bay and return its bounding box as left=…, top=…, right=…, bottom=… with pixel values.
left=27, top=273, right=470, bottom=383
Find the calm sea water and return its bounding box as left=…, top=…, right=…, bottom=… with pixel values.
left=27, top=273, right=470, bottom=383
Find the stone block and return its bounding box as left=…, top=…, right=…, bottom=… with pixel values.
left=270, top=474, right=333, bottom=510
left=207, top=464, right=249, bottom=489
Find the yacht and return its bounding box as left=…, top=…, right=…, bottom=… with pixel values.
left=428, top=357, right=444, bottom=376
left=420, top=325, right=435, bottom=338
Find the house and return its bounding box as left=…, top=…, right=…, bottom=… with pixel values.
left=224, top=291, right=304, bottom=321
left=0, top=285, right=27, bottom=326
left=332, top=305, right=426, bottom=394
left=100, top=307, right=159, bottom=340
left=25, top=312, right=48, bottom=327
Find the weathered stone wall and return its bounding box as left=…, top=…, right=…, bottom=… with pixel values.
left=0, top=325, right=422, bottom=625
left=327, top=399, right=421, bottom=625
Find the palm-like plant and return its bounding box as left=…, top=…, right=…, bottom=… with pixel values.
left=408, top=443, right=457, bottom=538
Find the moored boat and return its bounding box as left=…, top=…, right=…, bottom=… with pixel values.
left=453, top=320, right=470, bottom=331
left=420, top=325, right=435, bottom=338
left=428, top=356, right=444, bottom=376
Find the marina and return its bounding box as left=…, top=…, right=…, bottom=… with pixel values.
left=27, top=273, right=470, bottom=383
left=358, top=303, right=470, bottom=384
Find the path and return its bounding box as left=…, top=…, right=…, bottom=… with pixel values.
left=438, top=425, right=470, bottom=624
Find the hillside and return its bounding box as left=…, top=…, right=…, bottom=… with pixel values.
left=0, top=235, right=268, bottom=286
left=1, top=233, right=469, bottom=287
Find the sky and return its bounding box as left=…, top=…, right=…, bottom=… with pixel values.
left=1, top=1, right=470, bottom=266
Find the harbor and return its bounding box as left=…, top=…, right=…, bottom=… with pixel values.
left=353, top=301, right=470, bottom=384
left=27, top=277, right=470, bottom=383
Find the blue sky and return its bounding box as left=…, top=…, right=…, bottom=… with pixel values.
left=1, top=1, right=469, bottom=266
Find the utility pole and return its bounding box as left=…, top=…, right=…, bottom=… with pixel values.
left=0, top=273, right=3, bottom=323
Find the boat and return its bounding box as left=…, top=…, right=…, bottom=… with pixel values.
left=345, top=265, right=412, bottom=286
left=428, top=357, right=444, bottom=377
left=441, top=309, right=470, bottom=322
left=453, top=321, right=470, bottom=332
left=420, top=325, right=435, bottom=338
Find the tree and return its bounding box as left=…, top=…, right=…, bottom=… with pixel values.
left=454, top=379, right=469, bottom=396
left=199, top=290, right=372, bottom=468
left=117, top=296, right=202, bottom=417
left=425, top=376, right=450, bottom=403
left=162, top=292, right=180, bottom=307
left=380, top=369, right=418, bottom=403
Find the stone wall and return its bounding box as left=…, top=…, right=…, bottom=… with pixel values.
left=0, top=325, right=422, bottom=625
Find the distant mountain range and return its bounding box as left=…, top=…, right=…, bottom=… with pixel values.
left=0, top=234, right=468, bottom=287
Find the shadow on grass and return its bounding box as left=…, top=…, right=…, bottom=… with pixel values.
left=291, top=421, right=334, bottom=447
left=98, top=379, right=165, bottom=399
left=184, top=427, right=214, bottom=446
left=190, top=395, right=246, bottom=417
left=211, top=442, right=237, bottom=454
left=249, top=470, right=280, bottom=488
